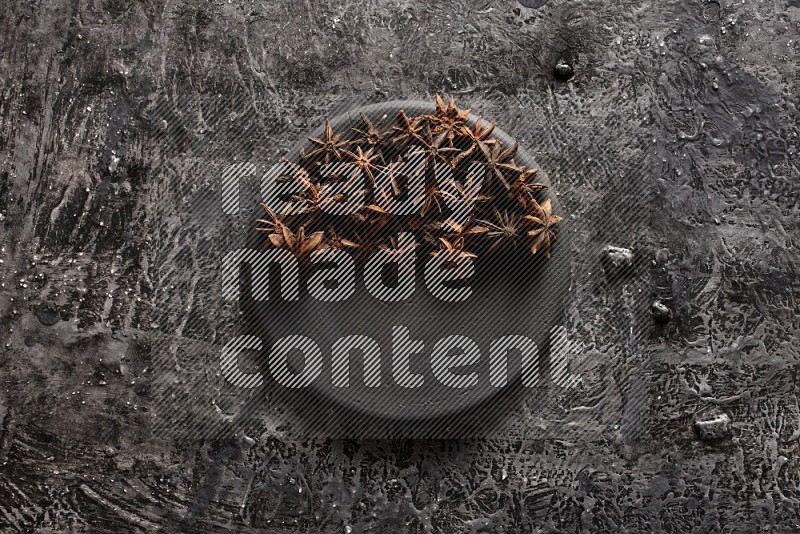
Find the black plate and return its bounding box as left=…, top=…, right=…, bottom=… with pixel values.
left=243, top=100, right=571, bottom=437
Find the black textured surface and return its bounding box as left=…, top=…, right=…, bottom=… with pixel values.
left=0, top=0, right=798, bottom=532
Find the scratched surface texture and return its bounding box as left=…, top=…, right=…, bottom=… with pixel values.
left=1, top=0, right=799, bottom=532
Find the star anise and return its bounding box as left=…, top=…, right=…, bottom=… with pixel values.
left=346, top=216, right=393, bottom=256
left=423, top=94, right=472, bottom=146
left=259, top=94, right=565, bottom=263
left=350, top=112, right=389, bottom=147
left=351, top=203, right=397, bottom=242
left=292, top=176, right=346, bottom=216
left=301, top=119, right=348, bottom=165
left=414, top=180, right=447, bottom=218
left=525, top=198, right=563, bottom=258
left=441, top=174, right=493, bottom=211
left=326, top=227, right=359, bottom=250
left=416, top=123, right=460, bottom=175
left=480, top=140, right=519, bottom=190
left=479, top=208, right=527, bottom=252
left=381, top=233, right=418, bottom=253
left=267, top=225, right=327, bottom=259
left=392, top=110, right=424, bottom=146
left=506, top=165, right=547, bottom=206
left=436, top=236, right=478, bottom=259
left=342, top=146, right=383, bottom=187
left=255, top=204, right=287, bottom=236
left=373, top=159, right=416, bottom=201
left=443, top=214, right=489, bottom=240
left=352, top=203, right=393, bottom=225
left=419, top=219, right=444, bottom=234
left=437, top=214, right=488, bottom=258
left=452, top=118, right=496, bottom=166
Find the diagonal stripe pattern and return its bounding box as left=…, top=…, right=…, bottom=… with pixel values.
left=142, top=93, right=653, bottom=441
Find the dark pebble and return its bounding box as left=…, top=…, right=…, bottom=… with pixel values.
left=554, top=60, right=574, bottom=81
left=694, top=414, right=731, bottom=441
left=35, top=302, right=61, bottom=326
left=24, top=336, right=36, bottom=347
left=651, top=301, right=672, bottom=322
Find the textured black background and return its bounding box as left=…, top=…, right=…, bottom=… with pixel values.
left=0, top=0, right=798, bottom=531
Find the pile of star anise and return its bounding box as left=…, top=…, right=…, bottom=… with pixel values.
left=257, top=95, right=563, bottom=260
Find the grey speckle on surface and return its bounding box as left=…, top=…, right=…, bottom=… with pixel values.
left=602, top=245, right=635, bottom=275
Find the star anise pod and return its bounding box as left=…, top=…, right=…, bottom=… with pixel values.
left=301, top=119, right=348, bottom=165
left=478, top=208, right=527, bottom=252
left=419, top=219, right=445, bottom=234
left=380, top=233, right=418, bottom=253
left=392, top=110, right=424, bottom=146
left=506, top=166, right=547, bottom=207
left=436, top=236, right=479, bottom=259
left=437, top=214, right=488, bottom=258
left=443, top=214, right=489, bottom=240
left=373, top=159, right=416, bottom=202
left=255, top=204, right=287, bottom=236
left=352, top=203, right=392, bottom=224
left=525, top=198, right=563, bottom=258
left=326, top=227, right=359, bottom=250
left=441, top=174, right=493, bottom=211
left=292, top=176, right=346, bottom=216
left=351, top=203, right=397, bottom=241
left=414, top=180, right=447, bottom=218
left=480, top=141, right=519, bottom=190
left=279, top=94, right=565, bottom=263
left=423, top=94, right=472, bottom=146
left=452, top=118, right=496, bottom=166
left=346, top=214, right=394, bottom=256
left=350, top=112, right=389, bottom=147
left=342, top=146, right=383, bottom=187
left=267, top=225, right=327, bottom=259
left=416, top=123, right=460, bottom=174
